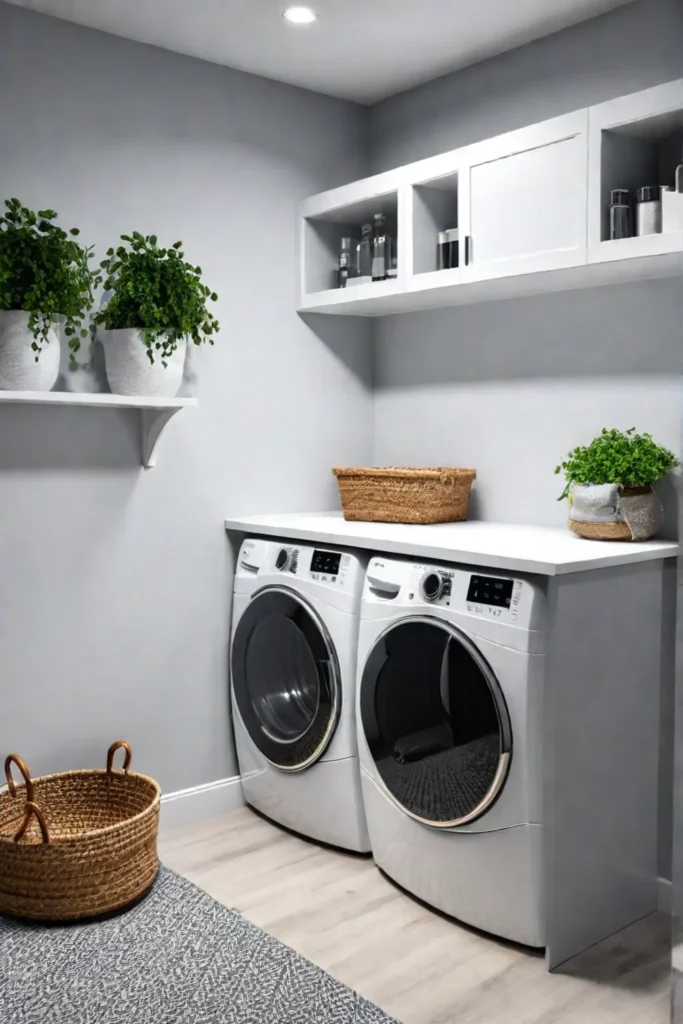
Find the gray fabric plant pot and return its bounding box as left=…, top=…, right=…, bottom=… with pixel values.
left=568, top=482, right=661, bottom=541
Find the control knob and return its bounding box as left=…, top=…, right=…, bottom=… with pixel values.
left=420, top=571, right=446, bottom=602
left=275, top=548, right=290, bottom=572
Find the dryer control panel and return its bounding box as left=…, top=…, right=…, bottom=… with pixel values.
left=237, top=538, right=366, bottom=596
left=364, top=556, right=546, bottom=632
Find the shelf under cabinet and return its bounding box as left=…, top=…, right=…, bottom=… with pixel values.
left=298, top=251, right=682, bottom=317
left=0, top=391, right=197, bottom=467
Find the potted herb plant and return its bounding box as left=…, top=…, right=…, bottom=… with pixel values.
left=555, top=428, right=678, bottom=541
left=93, top=232, right=219, bottom=397
left=0, top=198, right=99, bottom=391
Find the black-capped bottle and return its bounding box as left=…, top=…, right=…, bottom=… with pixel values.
left=357, top=223, right=373, bottom=280
left=609, top=190, right=631, bottom=240
left=371, top=213, right=392, bottom=282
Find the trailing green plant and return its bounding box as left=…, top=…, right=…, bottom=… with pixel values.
left=555, top=427, right=678, bottom=500
left=0, top=198, right=101, bottom=359
left=94, top=232, right=219, bottom=365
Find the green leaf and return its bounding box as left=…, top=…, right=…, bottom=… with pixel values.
left=555, top=428, right=679, bottom=495
left=92, top=225, right=220, bottom=349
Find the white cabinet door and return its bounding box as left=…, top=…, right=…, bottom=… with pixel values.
left=459, top=111, right=588, bottom=282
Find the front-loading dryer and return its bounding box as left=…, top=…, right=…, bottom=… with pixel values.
left=356, top=555, right=548, bottom=946
left=231, top=538, right=370, bottom=853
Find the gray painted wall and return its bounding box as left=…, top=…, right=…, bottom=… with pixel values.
left=0, top=2, right=373, bottom=792
left=369, top=0, right=682, bottom=881
left=369, top=0, right=683, bottom=173
left=374, top=280, right=683, bottom=532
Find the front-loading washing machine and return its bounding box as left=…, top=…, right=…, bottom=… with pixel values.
left=231, top=537, right=370, bottom=853
left=356, top=554, right=547, bottom=947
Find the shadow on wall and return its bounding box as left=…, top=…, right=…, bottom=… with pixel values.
left=299, top=313, right=374, bottom=390
left=375, top=279, right=683, bottom=388
left=0, top=405, right=141, bottom=472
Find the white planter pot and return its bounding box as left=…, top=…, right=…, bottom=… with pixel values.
left=101, top=329, right=186, bottom=397
left=0, top=310, right=60, bottom=391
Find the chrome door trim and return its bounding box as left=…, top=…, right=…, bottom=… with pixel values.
left=360, top=614, right=512, bottom=828
left=234, top=584, right=342, bottom=773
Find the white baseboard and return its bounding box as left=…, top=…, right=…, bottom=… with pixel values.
left=160, top=775, right=244, bottom=833
left=659, top=876, right=672, bottom=915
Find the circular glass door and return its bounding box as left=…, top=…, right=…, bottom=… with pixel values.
left=232, top=586, right=341, bottom=771
left=359, top=617, right=511, bottom=826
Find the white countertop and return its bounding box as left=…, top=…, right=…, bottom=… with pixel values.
left=224, top=512, right=678, bottom=577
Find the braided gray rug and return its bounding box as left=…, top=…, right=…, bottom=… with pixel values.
left=0, top=866, right=398, bottom=1023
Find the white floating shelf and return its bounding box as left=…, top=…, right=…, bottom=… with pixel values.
left=0, top=391, right=197, bottom=468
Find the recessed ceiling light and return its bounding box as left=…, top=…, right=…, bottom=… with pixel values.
left=283, top=6, right=318, bottom=25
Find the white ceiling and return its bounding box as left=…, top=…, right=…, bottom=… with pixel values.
left=8, top=0, right=635, bottom=103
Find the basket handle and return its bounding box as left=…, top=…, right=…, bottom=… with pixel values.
left=106, top=740, right=132, bottom=774
left=13, top=802, right=50, bottom=845
left=5, top=753, right=35, bottom=803
left=4, top=755, right=50, bottom=845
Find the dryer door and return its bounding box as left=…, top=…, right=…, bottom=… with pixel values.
left=232, top=586, right=341, bottom=772
left=360, top=616, right=512, bottom=827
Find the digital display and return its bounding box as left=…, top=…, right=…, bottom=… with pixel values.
left=467, top=575, right=514, bottom=608
left=311, top=550, right=342, bottom=576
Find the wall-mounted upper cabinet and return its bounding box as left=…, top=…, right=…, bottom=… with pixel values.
left=297, top=81, right=683, bottom=318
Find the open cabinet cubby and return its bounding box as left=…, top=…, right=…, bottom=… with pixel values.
left=600, top=113, right=683, bottom=242
left=301, top=190, right=399, bottom=297
left=412, top=173, right=459, bottom=276
left=589, top=79, right=683, bottom=263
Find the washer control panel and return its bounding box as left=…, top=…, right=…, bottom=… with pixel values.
left=364, top=556, right=544, bottom=631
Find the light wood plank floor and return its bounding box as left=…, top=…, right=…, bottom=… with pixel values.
left=160, top=807, right=670, bottom=1024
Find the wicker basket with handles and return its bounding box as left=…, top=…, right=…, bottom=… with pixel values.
left=0, top=740, right=160, bottom=921
left=333, top=466, right=476, bottom=525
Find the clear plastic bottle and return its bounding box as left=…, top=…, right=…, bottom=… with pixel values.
left=338, top=236, right=356, bottom=288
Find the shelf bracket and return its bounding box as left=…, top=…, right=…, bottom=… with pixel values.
left=140, top=407, right=183, bottom=468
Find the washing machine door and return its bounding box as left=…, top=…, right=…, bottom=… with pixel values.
left=360, top=616, right=512, bottom=827
left=232, top=586, right=341, bottom=772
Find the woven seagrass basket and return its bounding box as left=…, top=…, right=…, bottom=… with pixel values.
left=333, top=466, right=476, bottom=525
left=0, top=741, right=160, bottom=922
